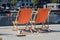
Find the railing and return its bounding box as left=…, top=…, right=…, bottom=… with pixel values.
left=0, top=9, right=60, bottom=26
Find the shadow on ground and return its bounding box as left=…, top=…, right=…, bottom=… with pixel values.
left=50, top=30, right=60, bottom=32
left=0, top=34, right=12, bottom=36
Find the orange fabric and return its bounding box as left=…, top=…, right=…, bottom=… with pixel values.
left=17, top=8, right=32, bottom=24
left=35, top=8, right=49, bottom=24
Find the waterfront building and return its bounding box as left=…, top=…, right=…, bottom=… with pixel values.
left=0, top=0, right=11, bottom=7
left=16, top=0, right=35, bottom=8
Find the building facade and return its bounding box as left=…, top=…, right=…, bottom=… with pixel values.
left=0, top=0, right=35, bottom=9
left=16, top=0, right=35, bottom=8
left=0, top=0, right=60, bottom=8
left=0, top=0, right=11, bottom=7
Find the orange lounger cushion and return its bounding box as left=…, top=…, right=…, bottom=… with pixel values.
left=35, top=8, right=49, bottom=24
left=17, top=8, right=32, bottom=24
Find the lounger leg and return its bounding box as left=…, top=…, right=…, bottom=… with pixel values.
left=28, top=27, right=33, bottom=33
left=25, top=26, right=29, bottom=30
left=40, top=23, right=50, bottom=32
left=29, top=24, right=37, bottom=33
left=25, top=24, right=28, bottom=30
left=12, top=21, right=18, bottom=31
left=46, top=25, right=50, bottom=32
left=17, top=29, right=23, bottom=34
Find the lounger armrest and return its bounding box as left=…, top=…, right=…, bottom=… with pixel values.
left=30, top=20, right=35, bottom=23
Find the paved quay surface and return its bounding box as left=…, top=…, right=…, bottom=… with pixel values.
left=0, top=24, right=60, bottom=40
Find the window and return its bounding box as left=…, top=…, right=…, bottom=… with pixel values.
left=21, top=0, right=23, bottom=2
left=8, top=0, right=11, bottom=2
left=22, top=3, right=24, bottom=6
left=26, top=3, right=28, bottom=5
left=26, top=0, right=28, bottom=2
left=2, top=4, right=6, bottom=7
left=7, top=3, right=10, bottom=7
left=30, top=3, right=33, bottom=6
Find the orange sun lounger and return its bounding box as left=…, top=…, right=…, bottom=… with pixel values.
left=12, top=8, right=33, bottom=33
left=30, top=8, right=51, bottom=32
left=35, top=8, right=50, bottom=23
left=35, top=8, right=51, bottom=32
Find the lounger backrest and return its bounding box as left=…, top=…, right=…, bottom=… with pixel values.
left=17, top=8, right=32, bottom=24
left=35, top=8, right=50, bottom=24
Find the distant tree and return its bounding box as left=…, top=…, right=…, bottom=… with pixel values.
left=33, top=0, right=39, bottom=6
left=51, top=0, right=58, bottom=3
left=11, top=0, right=17, bottom=6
